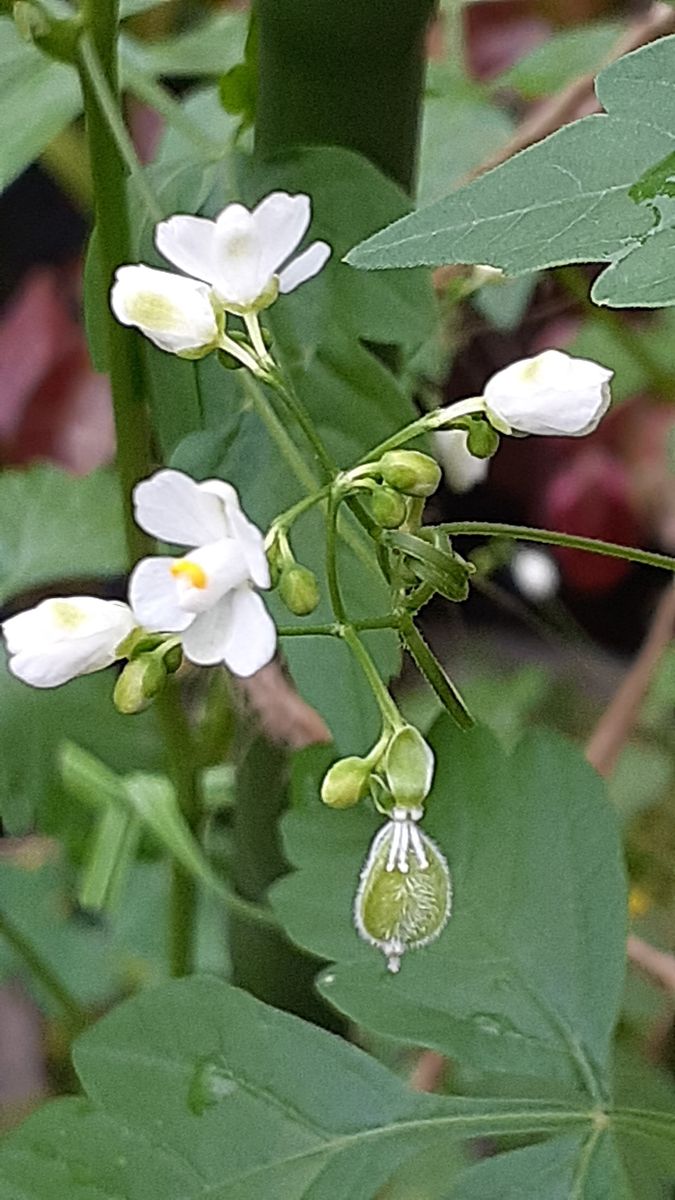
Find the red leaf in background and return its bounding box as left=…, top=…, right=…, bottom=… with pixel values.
left=465, top=1, right=549, bottom=81
left=542, top=447, right=640, bottom=592
left=0, top=265, right=114, bottom=473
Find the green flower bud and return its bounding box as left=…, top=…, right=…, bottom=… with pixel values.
left=385, top=726, right=434, bottom=807
left=369, top=486, right=407, bottom=529
left=278, top=564, right=320, bottom=616
left=113, top=655, right=167, bottom=715
left=465, top=417, right=500, bottom=459
left=354, top=811, right=451, bottom=972
left=321, top=756, right=371, bottom=809
left=379, top=450, right=441, bottom=498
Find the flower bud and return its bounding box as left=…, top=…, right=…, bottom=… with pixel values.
left=278, top=564, right=320, bottom=616
left=483, top=350, right=612, bottom=437
left=379, top=450, right=441, bottom=498
left=113, top=654, right=167, bottom=715
left=369, top=486, right=407, bottom=529
left=385, top=726, right=434, bottom=807
left=321, top=756, right=371, bottom=809
left=465, top=417, right=500, bottom=459
left=354, top=810, right=451, bottom=972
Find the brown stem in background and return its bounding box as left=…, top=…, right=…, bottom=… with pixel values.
left=470, top=2, right=675, bottom=179
left=409, top=1049, right=447, bottom=1093
left=585, top=583, right=675, bottom=779
left=628, top=935, right=675, bottom=1000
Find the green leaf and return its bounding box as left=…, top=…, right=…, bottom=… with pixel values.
left=0, top=976, right=595, bottom=1200
left=120, top=0, right=173, bottom=15
left=494, top=22, right=623, bottom=101
left=345, top=35, right=675, bottom=309
left=122, top=11, right=247, bottom=79
left=0, top=16, right=82, bottom=193
left=0, top=465, right=126, bottom=605
left=272, top=722, right=627, bottom=1095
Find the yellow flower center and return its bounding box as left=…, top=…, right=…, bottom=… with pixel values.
left=51, top=601, right=87, bottom=630
left=170, top=560, right=208, bottom=589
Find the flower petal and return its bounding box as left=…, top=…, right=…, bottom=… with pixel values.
left=221, top=588, right=276, bottom=677
left=128, top=557, right=194, bottom=632
left=212, top=203, right=265, bottom=307
left=181, top=595, right=233, bottom=665
left=252, top=192, right=310, bottom=279
left=110, top=265, right=218, bottom=354
left=133, top=469, right=229, bottom=547
left=200, top=480, right=270, bottom=588
left=278, top=241, right=331, bottom=294
left=483, top=350, right=613, bottom=437
left=154, top=215, right=218, bottom=285
left=8, top=636, right=115, bottom=688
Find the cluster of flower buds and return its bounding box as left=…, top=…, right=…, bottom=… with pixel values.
left=2, top=470, right=277, bottom=697
left=322, top=724, right=451, bottom=973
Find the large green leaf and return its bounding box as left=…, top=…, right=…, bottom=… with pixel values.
left=0, top=975, right=602, bottom=1200
left=122, top=11, right=246, bottom=79
left=0, top=465, right=126, bottom=605
left=345, top=36, right=675, bottom=310
left=0, top=976, right=671, bottom=1198
left=272, top=722, right=627, bottom=1096
left=0, top=17, right=82, bottom=194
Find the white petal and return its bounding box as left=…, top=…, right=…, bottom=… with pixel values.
left=252, top=192, right=310, bottom=279
left=278, top=241, right=331, bottom=294
left=8, top=638, right=108, bottom=688
left=128, top=558, right=194, bottom=632
left=433, top=430, right=489, bottom=494
left=181, top=595, right=233, bottom=665
left=155, top=215, right=218, bottom=285
left=484, top=350, right=613, bottom=437
left=3, top=597, right=135, bottom=688
left=221, top=588, right=276, bottom=677
left=110, top=265, right=218, bottom=354
left=511, top=549, right=559, bottom=602
left=133, top=469, right=229, bottom=547
left=212, top=203, right=265, bottom=307
left=200, top=480, right=270, bottom=588
left=172, top=540, right=250, bottom=614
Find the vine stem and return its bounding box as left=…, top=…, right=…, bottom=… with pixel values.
left=361, top=397, right=486, bottom=462
left=0, top=908, right=88, bottom=1030
left=436, top=522, right=675, bottom=574
left=261, top=363, right=337, bottom=480
left=78, top=0, right=203, bottom=977
left=326, top=489, right=347, bottom=623
left=340, top=624, right=402, bottom=729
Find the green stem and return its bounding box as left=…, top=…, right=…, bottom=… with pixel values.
left=326, top=489, right=347, bottom=623
left=400, top=615, right=475, bottom=731
left=79, top=33, right=163, bottom=224
left=278, top=614, right=399, bottom=636
left=360, top=398, right=485, bottom=462
left=156, top=679, right=201, bottom=977
left=77, top=0, right=153, bottom=566
left=262, top=364, right=337, bottom=480
left=341, top=624, right=402, bottom=728
left=241, top=372, right=321, bottom=493
left=436, top=522, right=675, bottom=574
left=0, top=908, right=88, bottom=1030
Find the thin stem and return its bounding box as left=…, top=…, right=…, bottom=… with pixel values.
left=0, top=908, right=88, bottom=1030
left=340, top=624, right=402, bottom=728
left=156, top=679, right=201, bottom=977
left=123, top=61, right=225, bottom=159
left=240, top=372, right=321, bottom=494
left=326, top=489, right=347, bottom=623
left=79, top=33, right=163, bottom=224
left=436, top=522, right=675, bottom=574
left=272, top=485, right=331, bottom=531
left=277, top=614, right=399, bottom=637
left=400, top=615, right=475, bottom=731
left=77, top=0, right=153, bottom=566
left=360, top=398, right=485, bottom=462
left=261, top=364, right=336, bottom=480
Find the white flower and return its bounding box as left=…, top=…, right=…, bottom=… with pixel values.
left=2, top=597, right=135, bottom=688
left=483, top=349, right=612, bottom=437
left=111, top=265, right=220, bottom=356
left=511, top=548, right=559, bottom=602
left=433, top=429, right=489, bottom=493
left=154, top=191, right=330, bottom=314
left=129, top=470, right=276, bottom=678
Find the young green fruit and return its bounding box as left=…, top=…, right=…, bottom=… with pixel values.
left=379, top=450, right=441, bottom=497
left=278, top=564, right=320, bottom=616
left=321, top=756, right=371, bottom=809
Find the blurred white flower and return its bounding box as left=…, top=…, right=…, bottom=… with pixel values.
left=129, top=470, right=276, bottom=677
left=111, top=265, right=220, bottom=356
left=471, top=264, right=505, bottom=288
left=511, top=548, right=559, bottom=602
left=2, top=597, right=135, bottom=688
left=433, top=429, right=489, bottom=493
left=484, top=349, right=612, bottom=437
